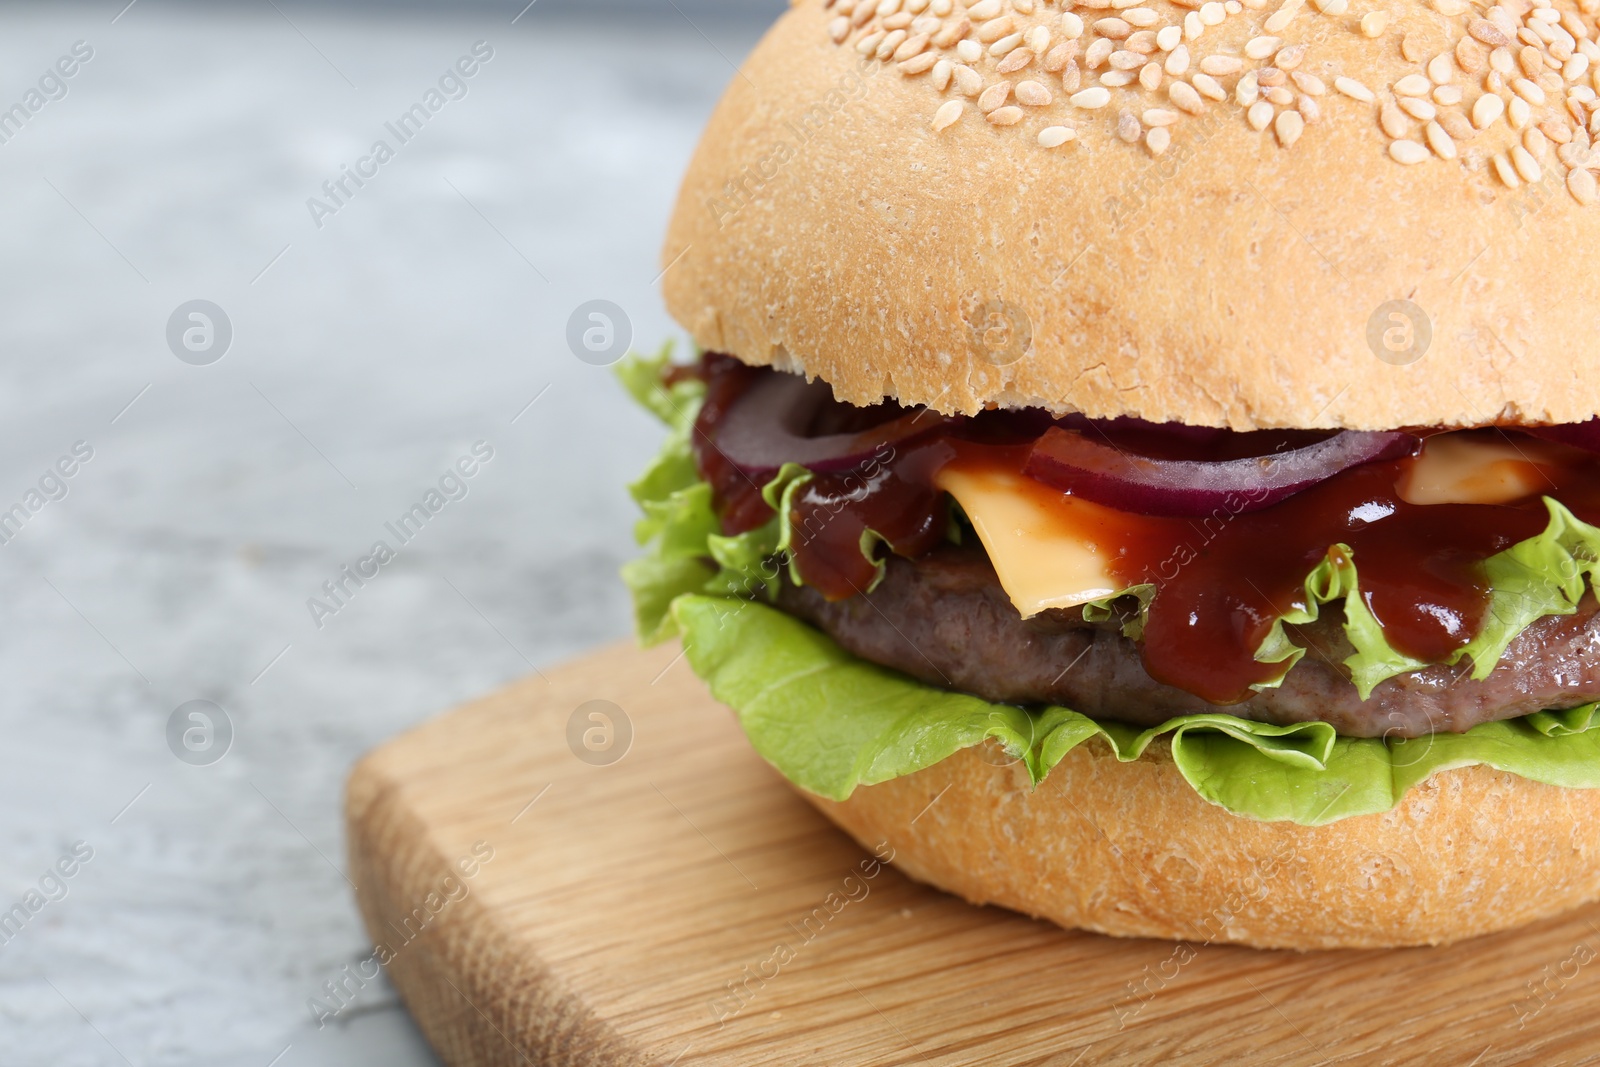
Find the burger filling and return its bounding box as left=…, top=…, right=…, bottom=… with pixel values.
left=620, top=348, right=1600, bottom=821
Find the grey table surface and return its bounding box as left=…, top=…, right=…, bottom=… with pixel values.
left=0, top=2, right=781, bottom=1063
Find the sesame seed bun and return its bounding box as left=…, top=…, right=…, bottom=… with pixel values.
left=662, top=0, right=1600, bottom=430
left=803, top=739, right=1600, bottom=949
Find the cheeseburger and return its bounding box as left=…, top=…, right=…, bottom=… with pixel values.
left=621, top=0, right=1600, bottom=949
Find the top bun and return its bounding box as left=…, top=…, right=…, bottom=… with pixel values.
left=662, top=0, right=1600, bottom=430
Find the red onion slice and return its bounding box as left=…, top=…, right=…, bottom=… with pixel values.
left=1024, top=426, right=1420, bottom=517
left=1524, top=419, right=1600, bottom=454
left=709, top=372, right=952, bottom=480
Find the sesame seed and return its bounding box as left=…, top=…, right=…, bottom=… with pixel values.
left=989, top=32, right=1025, bottom=57
left=976, top=16, right=1016, bottom=43
left=1319, top=0, right=1348, bottom=11
left=1456, top=39, right=1486, bottom=74
left=1157, top=25, right=1182, bottom=50
left=1424, top=119, right=1457, bottom=158
left=912, top=15, right=941, bottom=35
left=931, top=0, right=951, bottom=13
left=1509, top=94, right=1532, bottom=128
left=1248, top=99, right=1275, bottom=129
left=855, top=31, right=885, bottom=56
left=830, top=17, right=852, bottom=43
left=1568, top=55, right=1592, bottom=82
left=900, top=51, right=941, bottom=73
left=897, top=32, right=934, bottom=60
left=1492, top=152, right=1521, bottom=186
left=1096, top=17, right=1134, bottom=38
left=1293, top=71, right=1326, bottom=95
left=1433, top=85, right=1463, bottom=105
left=1117, top=109, right=1142, bottom=141
left=1086, top=38, right=1114, bottom=69
left=1513, top=78, right=1547, bottom=104
left=1432, top=0, right=1468, bottom=14
left=1472, top=92, right=1505, bottom=128
left=1165, top=43, right=1192, bottom=74
left=1569, top=166, right=1598, bottom=204
left=1510, top=144, right=1542, bottom=180
left=997, top=46, right=1035, bottom=73
left=1298, top=93, right=1322, bottom=122
left=1013, top=0, right=1036, bottom=14
left=1201, top=55, right=1244, bottom=75
left=1062, top=59, right=1082, bottom=90
left=1184, top=11, right=1203, bottom=40
left=1389, top=139, right=1428, bottom=163
left=1226, top=0, right=1242, bottom=13
left=1027, top=25, right=1051, bottom=52
left=1257, top=66, right=1286, bottom=87
left=1489, top=47, right=1514, bottom=76
left=884, top=12, right=913, bottom=29
left=1125, top=7, right=1161, bottom=26
left=1170, top=79, right=1206, bottom=112
left=1144, top=106, right=1180, bottom=124
left=1146, top=126, right=1172, bottom=153
left=1361, top=12, right=1388, bottom=37
left=1439, top=110, right=1475, bottom=141
left=1140, top=61, right=1164, bottom=89
left=1267, top=85, right=1295, bottom=105
left=1335, top=76, right=1375, bottom=102
left=933, top=99, right=965, bottom=130
left=1193, top=72, right=1226, bottom=99
left=1071, top=86, right=1113, bottom=107
left=1274, top=108, right=1305, bottom=145
left=1541, top=116, right=1573, bottom=144
left=1398, top=96, right=1437, bottom=120
left=1524, top=125, right=1548, bottom=159
left=1395, top=74, right=1431, bottom=97
left=1200, top=1, right=1226, bottom=25
left=986, top=104, right=1024, bottom=124
left=878, top=0, right=902, bottom=17
left=978, top=82, right=1012, bottom=112
left=1245, top=35, right=1281, bottom=60
left=953, top=63, right=984, bottom=95
left=906, top=0, right=930, bottom=14
left=1470, top=20, right=1510, bottom=48
left=931, top=58, right=953, bottom=89
left=1061, top=11, right=1085, bottom=38
left=1402, top=33, right=1426, bottom=63
left=1044, top=40, right=1079, bottom=70
left=934, top=17, right=972, bottom=47
left=1235, top=71, right=1261, bottom=105
left=956, top=38, right=983, bottom=61
left=1017, top=79, right=1054, bottom=105
left=1380, top=100, right=1411, bottom=137
left=1264, top=0, right=1303, bottom=34
left=966, top=0, right=1002, bottom=20
left=1039, top=124, right=1077, bottom=147
left=1110, top=49, right=1145, bottom=70
left=1276, top=44, right=1307, bottom=70
left=1101, top=69, right=1137, bottom=85
left=1518, top=45, right=1544, bottom=79
left=1426, top=55, right=1454, bottom=87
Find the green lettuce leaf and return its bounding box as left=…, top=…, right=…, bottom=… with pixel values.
left=673, top=594, right=1600, bottom=825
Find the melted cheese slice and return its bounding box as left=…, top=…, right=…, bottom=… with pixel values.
left=1397, top=434, right=1552, bottom=506
left=935, top=465, right=1124, bottom=618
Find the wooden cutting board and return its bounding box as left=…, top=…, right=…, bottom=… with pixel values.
left=346, top=640, right=1600, bottom=1066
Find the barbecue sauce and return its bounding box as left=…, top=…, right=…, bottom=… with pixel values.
left=687, top=356, right=1600, bottom=706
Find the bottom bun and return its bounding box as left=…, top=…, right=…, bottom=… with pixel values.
left=802, top=738, right=1600, bottom=949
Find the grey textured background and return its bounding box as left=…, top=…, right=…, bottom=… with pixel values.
left=0, top=1, right=780, bottom=1063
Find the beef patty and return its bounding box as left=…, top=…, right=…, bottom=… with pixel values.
left=775, top=545, right=1600, bottom=737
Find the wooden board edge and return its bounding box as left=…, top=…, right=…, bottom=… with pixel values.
left=346, top=727, right=650, bottom=1067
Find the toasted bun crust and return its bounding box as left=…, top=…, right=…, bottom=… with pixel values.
left=662, top=0, right=1600, bottom=430
left=802, top=739, right=1600, bottom=949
